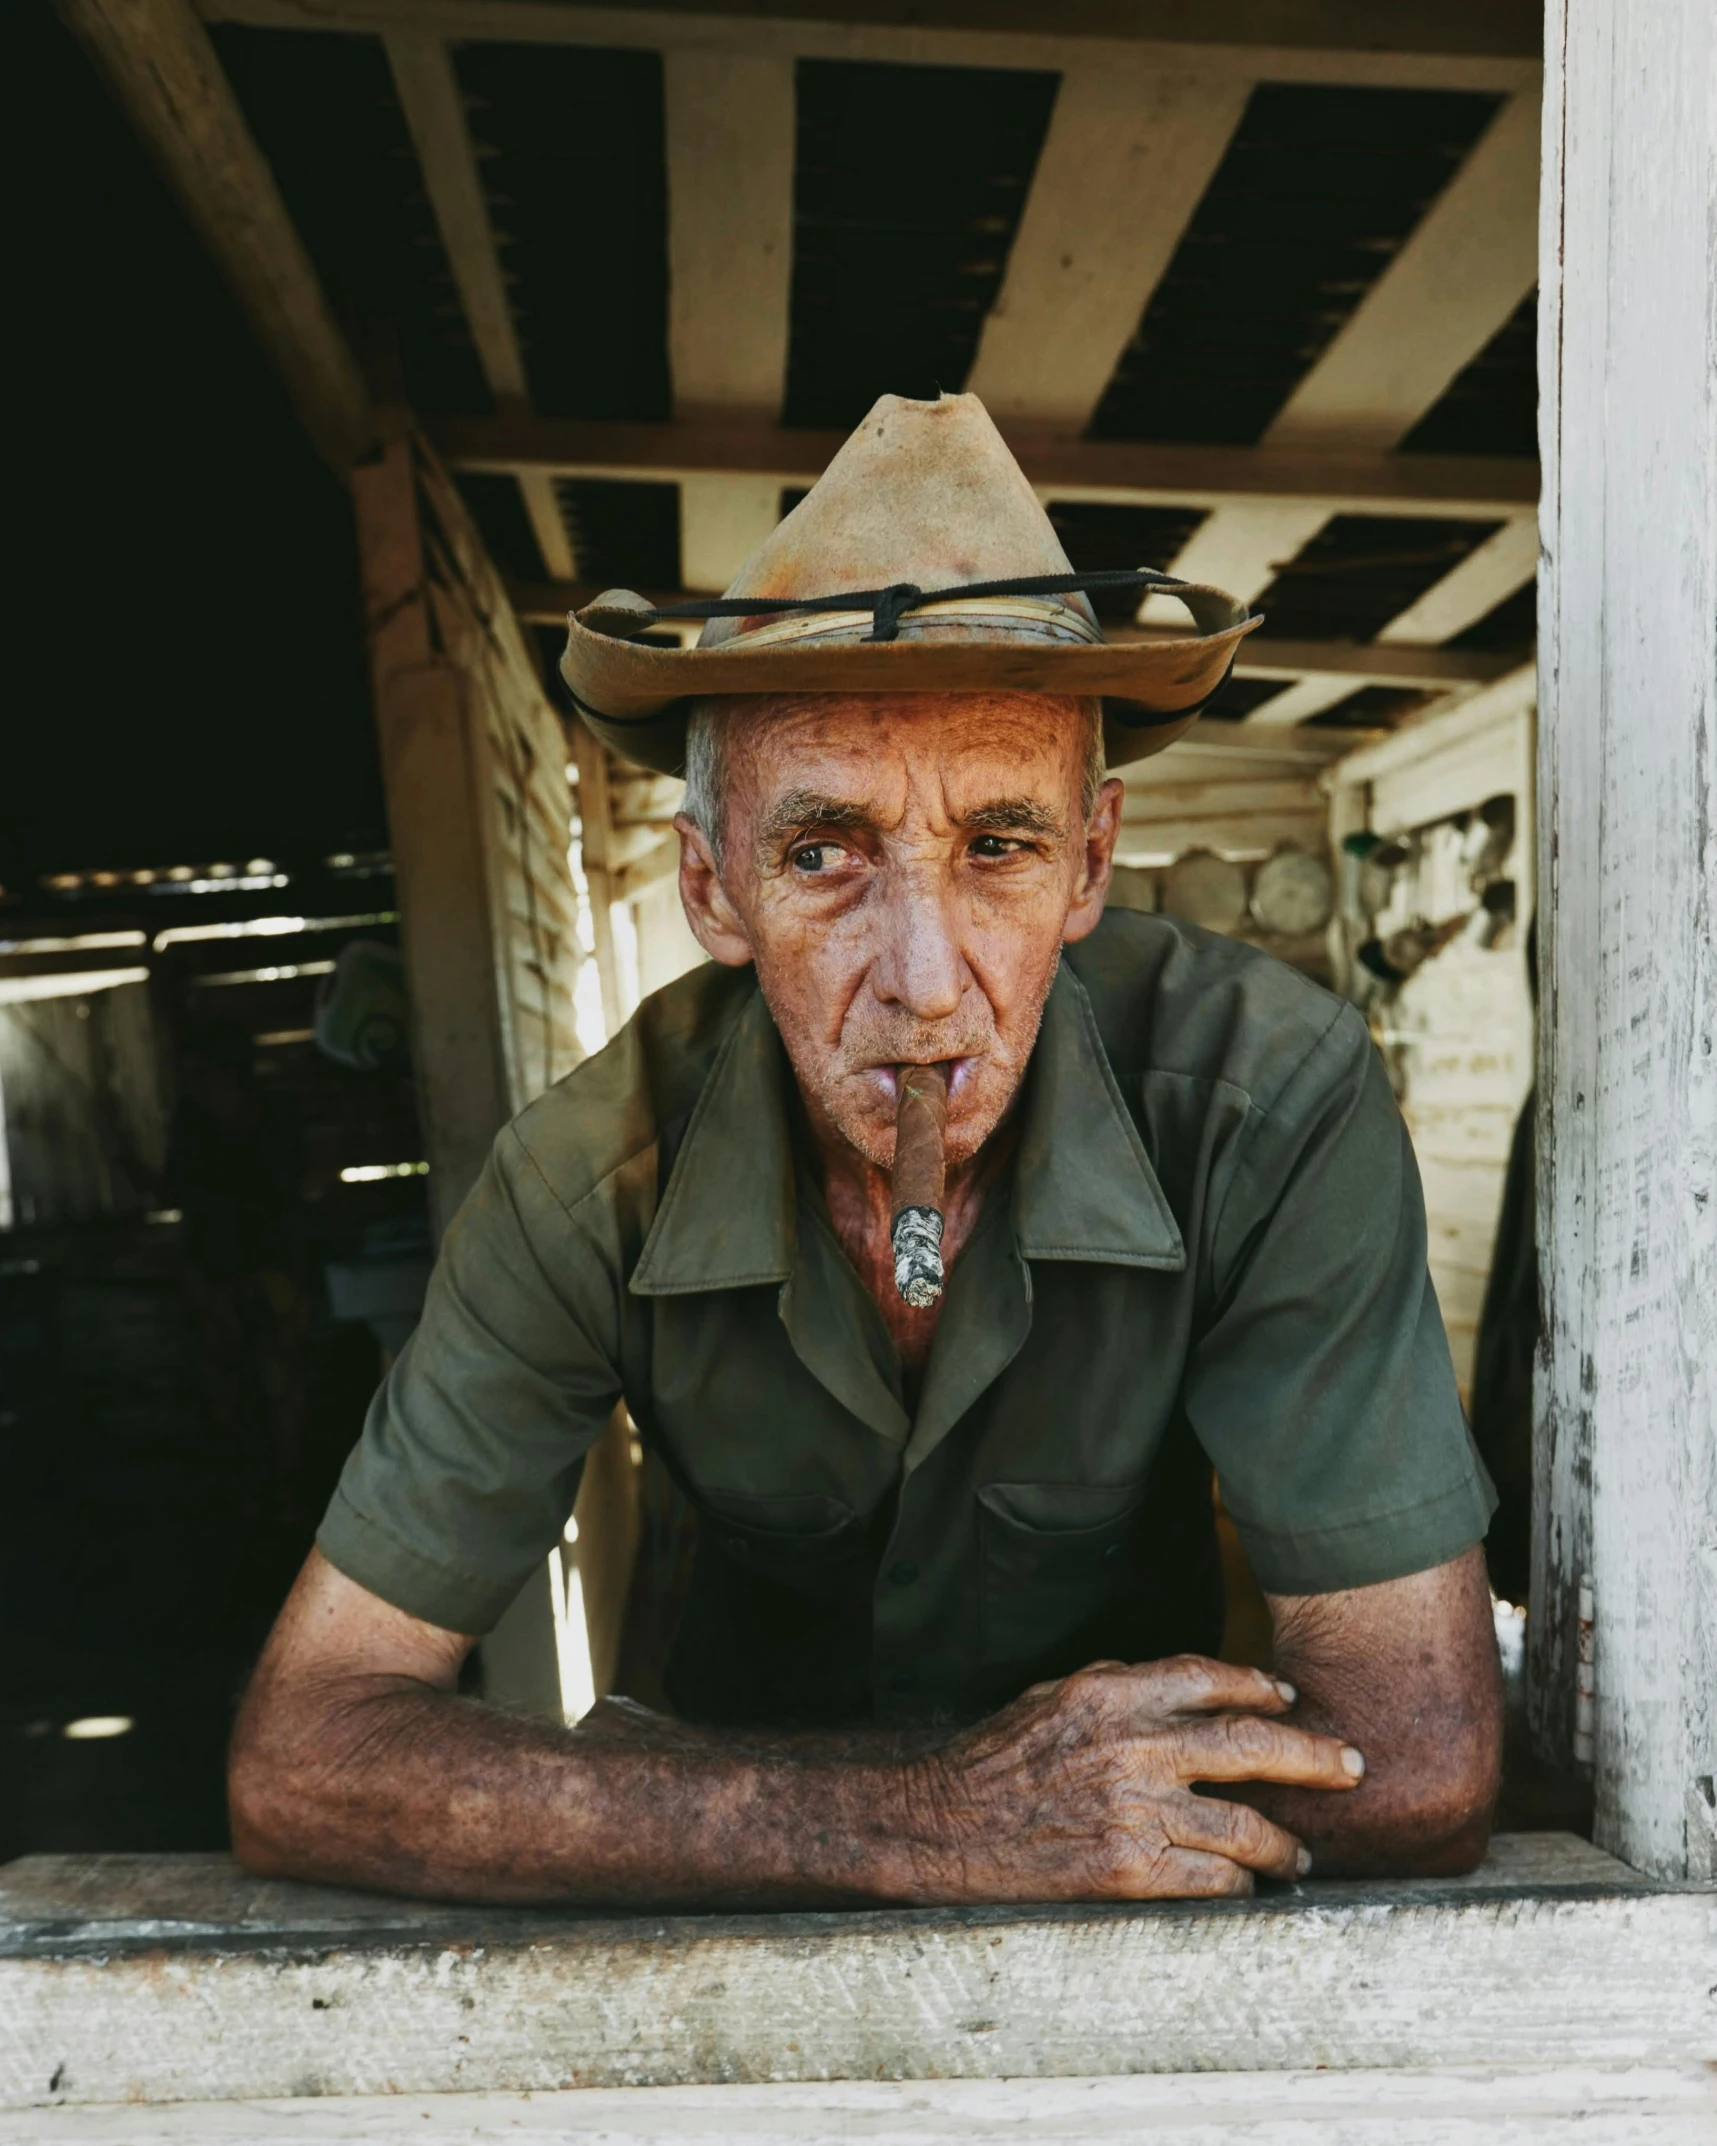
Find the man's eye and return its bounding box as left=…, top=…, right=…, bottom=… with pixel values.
left=970, top=835, right=1022, bottom=859
left=792, top=844, right=836, bottom=873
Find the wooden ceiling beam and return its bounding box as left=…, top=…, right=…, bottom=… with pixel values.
left=506, top=580, right=1520, bottom=691
left=662, top=49, right=796, bottom=589
left=55, top=0, right=375, bottom=472
left=198, top=2, right=1541, bottom=89
left=384, top=33, right=576, bottom=582
left=434, top=413, right=1537, bottom=520
left=964, top=65, right=1250, bottom=429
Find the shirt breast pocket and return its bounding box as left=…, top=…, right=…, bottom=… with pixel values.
left=978, top=1480, right=1147, bottom=1685
left=697, top=1487, right=870, bottom=1600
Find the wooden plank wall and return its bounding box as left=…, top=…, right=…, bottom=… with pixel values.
left=410, top=449, right=583, bottom=1116
left=353, top=433, right=626, bottom=1721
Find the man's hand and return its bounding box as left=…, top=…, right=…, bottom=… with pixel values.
left=900, top=1658, right=1361, bottom=1902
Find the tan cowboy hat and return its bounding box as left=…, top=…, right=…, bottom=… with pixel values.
left=560, top=393, right=1259, bottom=776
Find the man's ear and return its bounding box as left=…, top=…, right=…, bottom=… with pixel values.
left=674, top=813, right=755, bottom=968
left=1061, top=777, right=1125, bottom=945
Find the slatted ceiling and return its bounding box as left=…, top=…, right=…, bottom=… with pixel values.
left=1250, top=514, right=1504, bottom=642
left=1449, top=578, right=1538, bottom=654
left=1089, top=84, right=1505, bottom=448
left=208, top=27, right=488, bottom=418
left=783, top=61, right=1059, bottom=430
left=1401, top=293, right=1539, bottom=457
left=451, top=43, right=669, bottom=422
left=553, top=478, right=681, bottom=591
left=1043, top=503, right=1209, bottom=624
left=1306, top=685, right=1435, bottom=729
left=454, top=473, right=547, bottom=583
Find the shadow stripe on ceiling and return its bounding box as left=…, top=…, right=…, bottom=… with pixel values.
left=1091, top=83, right=1506, bottom=448
left=784, top=60, right=1059, bottom=431
left=453, top=44, right=670, bottom=423
left=209, top=25, right=489, bottom=419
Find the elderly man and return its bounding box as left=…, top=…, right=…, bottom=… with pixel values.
left=231, top=396, right=1501, bottom=1905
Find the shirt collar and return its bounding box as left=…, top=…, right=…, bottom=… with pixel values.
left=1012, top=959, right=1186, bottom=1271
left=629, top=985, right=796, bottom=1295
left=629, top=955, right=1184, bottom=1298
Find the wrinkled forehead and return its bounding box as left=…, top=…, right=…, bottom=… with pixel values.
left=721, top=690, right=1089, bottom=802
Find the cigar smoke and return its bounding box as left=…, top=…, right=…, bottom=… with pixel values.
left=890, top=1062, right=949, bottom=1308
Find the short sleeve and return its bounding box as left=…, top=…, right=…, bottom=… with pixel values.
left=1181, top=1005, right=1495, bottom=1595
left=316, top=1126, right=626, bottom=1633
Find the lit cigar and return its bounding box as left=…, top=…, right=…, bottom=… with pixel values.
left=891, top=1062, right=949, bottom=1308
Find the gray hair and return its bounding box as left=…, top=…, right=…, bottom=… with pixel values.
left=680, top=694, right=1107, bottom=871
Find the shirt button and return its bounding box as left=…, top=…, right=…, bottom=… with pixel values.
left=889, top=1669, right=917, bottom=1693
left=888, top=1560, right=920, bottom=1586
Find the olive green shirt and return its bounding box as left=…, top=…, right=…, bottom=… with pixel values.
left=320, top=909, right=1492, bottom=1725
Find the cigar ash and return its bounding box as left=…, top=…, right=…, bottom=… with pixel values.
left=890, top=1063, right=949, bottom=1308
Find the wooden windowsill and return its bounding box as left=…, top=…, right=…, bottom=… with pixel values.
left=2, top=1832, right=1712, bottom=2112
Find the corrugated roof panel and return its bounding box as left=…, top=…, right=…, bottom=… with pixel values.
left=453, top=43, right=670, bottom=421
left=1401, top=293, right=1538, bottom=457
left=1251, top=514, right=1503, bottom=642
left=784, top=60, right=1058, bottom=430
left=209, top=26, right=489, bottom=418
left=1091, top=85, right=1505, bottom=447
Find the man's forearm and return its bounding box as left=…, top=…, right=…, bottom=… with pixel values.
left=230, top=1677, right=945, bottom=1907
left=1237, top=1554, right=1504, bottom=1877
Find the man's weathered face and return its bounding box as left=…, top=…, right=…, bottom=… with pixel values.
left=676, top=691, right=1122, bottom=1171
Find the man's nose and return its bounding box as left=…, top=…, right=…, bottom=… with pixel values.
left=872, top=867, right=967, bottom=1022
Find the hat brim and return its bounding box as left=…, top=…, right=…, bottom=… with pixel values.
left=560, top=596, right=1261, bottom=776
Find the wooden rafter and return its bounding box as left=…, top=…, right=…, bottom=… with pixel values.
left=506, top=582, right=1524, bottom=695
left=432, top=414, right=1538, bottom=521
left=663, top=49, right=797, bottom=590
left=1158, top=89, right=1542, bottom=724
left=1376, top=518, right=1538, bottom=648
left=964, top=65, right=1250, bottom=429
left=55, top=0, right=374, bottom=471
left=198, top=0, right=1543, bottom=89
left=384, top=33, right=575, bottom=582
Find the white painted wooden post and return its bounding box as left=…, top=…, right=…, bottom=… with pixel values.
left=1533, top=0, right=1717, bottom=1879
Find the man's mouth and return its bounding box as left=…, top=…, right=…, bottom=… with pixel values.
left=865, top=1056, right=977, bottom=1106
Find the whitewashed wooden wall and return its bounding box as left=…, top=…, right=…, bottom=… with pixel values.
left=411, top=452, right=584, bottom=1119
left=353, top=434, right=592, bottom=1721
left=1534, top=0, right=1716, bottom=1879
left=1327, top=697, right=1536, bottom=1395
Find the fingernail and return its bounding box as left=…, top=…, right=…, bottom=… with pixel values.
left=1341, top=1746, right=1366, bottom=1779
left=1273, top=1679, right=1297, bottom=1704
left=1296, top=1848, right=1312, bottom=1876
